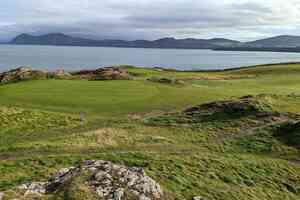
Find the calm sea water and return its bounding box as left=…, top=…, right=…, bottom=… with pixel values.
left=0, top=44, right=300, bottom=72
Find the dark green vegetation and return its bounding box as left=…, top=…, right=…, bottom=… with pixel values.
left=276, top=122, right=300, bottom=149
left=1, top=64, right=300, bottom=200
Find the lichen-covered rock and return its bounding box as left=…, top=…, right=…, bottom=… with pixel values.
left=0, top=67, right=47, bottom=84
left=14, top=160, right=164, bottom=200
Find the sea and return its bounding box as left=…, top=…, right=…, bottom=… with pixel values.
left=1, top=44, right=300, bottom=72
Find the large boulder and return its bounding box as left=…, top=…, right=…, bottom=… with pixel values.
left=0, top=67, right=47, bottom=84
left=7, top=160, right=165, bottom=200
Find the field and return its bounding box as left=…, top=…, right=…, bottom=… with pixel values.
left=0, top=64, right=300, bottom=200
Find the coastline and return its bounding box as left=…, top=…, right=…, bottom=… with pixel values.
left=4, top=43, right=300, bottom=53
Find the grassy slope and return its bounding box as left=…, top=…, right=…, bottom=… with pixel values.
left=1, top=64, right=300, bottom=200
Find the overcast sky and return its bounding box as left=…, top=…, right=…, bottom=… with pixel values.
left=1, top=0, right=300, bottom=42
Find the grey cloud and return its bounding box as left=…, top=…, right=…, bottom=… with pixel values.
left=0, top=0, right=300, bottom=41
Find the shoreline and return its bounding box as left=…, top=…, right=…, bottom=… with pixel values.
left=3, top=43, right=300, bottom=53
left=2, top=62, right=300, bottom=74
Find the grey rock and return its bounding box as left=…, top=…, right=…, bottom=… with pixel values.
left=86, top=160, right=163, bottom=199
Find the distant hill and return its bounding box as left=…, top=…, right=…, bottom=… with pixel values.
left=244, top=35, right=300, bottom=48
left=10, top=33, right=240, bottom=49
left=11, top=33, right=101, bottom=46
left=215, top=35, right=300, bottom=52
left=10, top=33, right=300, bottom=52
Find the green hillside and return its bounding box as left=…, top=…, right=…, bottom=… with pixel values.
left=0, top=64, right=300, bottom=200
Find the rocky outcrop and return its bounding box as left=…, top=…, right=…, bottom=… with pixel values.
left=85, top=160, right=163, bottom=200
left=12, top=160, right=164, bottom=200
left=0, top=67, right=48, bottom=84
left=183, top=95, right=274, bottom=117
left=0, top=67, right=133, bottom=84
left=145, top=95, right=298, bottom=127
left=74, top=67, right=132, bottom=80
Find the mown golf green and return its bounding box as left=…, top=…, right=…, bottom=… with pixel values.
left=0, top=64, right=300, bottom=200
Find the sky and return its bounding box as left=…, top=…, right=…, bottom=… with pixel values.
left=1, top=0, right=300, bottom=42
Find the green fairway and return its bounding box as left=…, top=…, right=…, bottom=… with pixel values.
left=1, top=64, right=300, bottom=116
left=1, top=64, right=300, bottom=200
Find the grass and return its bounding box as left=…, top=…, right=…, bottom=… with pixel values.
left=1, top=64, right=300, bottom=199
left=2, top=65, right=300, bottom=116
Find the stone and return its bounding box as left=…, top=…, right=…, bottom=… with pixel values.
left=0, top=192, right=4, bottom=200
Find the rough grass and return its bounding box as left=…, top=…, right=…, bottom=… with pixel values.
left=0, top=107, right=81, bottom=134
left=1, top=64, right=300, bottom=200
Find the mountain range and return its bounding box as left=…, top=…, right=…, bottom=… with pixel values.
left=9, top=33, right=300, bottom=52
